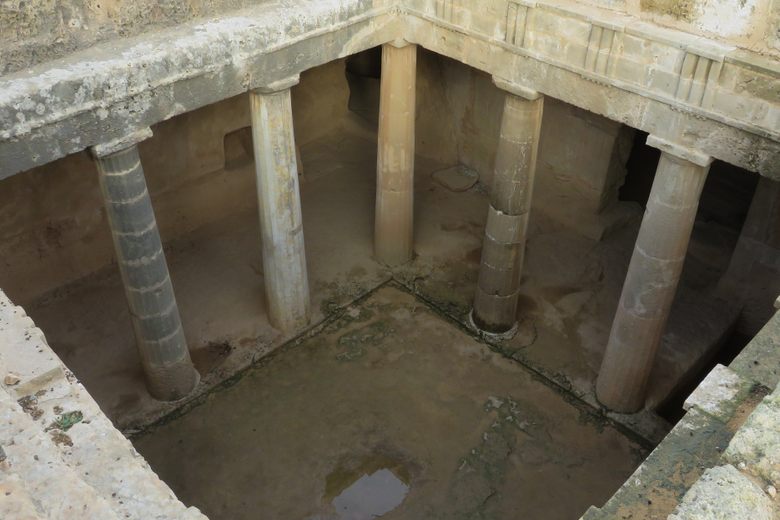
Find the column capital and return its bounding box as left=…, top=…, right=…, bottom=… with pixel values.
left=252, top=74, right=300, bottom=95
left=646, top=135, right=713, bottom=168
left=386, top=38, right=413, bottom=49
left=91, top=127, right=153, bottom=158
left=492, top=77, right=541, bottom=101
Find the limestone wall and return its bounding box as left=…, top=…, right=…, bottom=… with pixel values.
left=0, top=0, right=385, bottom=75
left=439, top=58, right=637, bottom=238
left=569, top=0, right=780, bottom=57
left=634, top=0, right=779, bottom=57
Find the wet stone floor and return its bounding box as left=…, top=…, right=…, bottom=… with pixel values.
left=133, top=286, right=646, bottom=520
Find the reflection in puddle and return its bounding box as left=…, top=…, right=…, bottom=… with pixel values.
left=323, top=455, right=410, bottom=520
left=332, top=468, right=409, bottom=519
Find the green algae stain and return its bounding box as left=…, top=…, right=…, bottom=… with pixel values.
left=640, top=0, right=698, bottom=21
left=53, top=410, right=84, bottom=431
left=440, top=396, right=541, bottom=519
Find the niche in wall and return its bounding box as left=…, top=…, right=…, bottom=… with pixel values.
left=223, top=127, right=254, bottom=171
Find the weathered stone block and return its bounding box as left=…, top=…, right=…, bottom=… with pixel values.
left=668, top=465, right=774, bottom=520
left=723, top=394, right=780, bottom=486
left=683, top=364, right=760, bottom=422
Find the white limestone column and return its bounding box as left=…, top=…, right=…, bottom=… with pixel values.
left=472, top=79, right=544, bottom=335
left=596, top=136, right=712, bottom=413
left=250, top=76, right=311, bottom=332
left=91, top=129, right=199, bottom=401
left=375, top=42, right=417, bottom=266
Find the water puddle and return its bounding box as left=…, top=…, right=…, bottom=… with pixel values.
left=324, top=455, right=410, bottom=519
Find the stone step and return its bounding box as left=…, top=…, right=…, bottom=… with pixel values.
left=0, top=390, right=121, bottom=520
left=0, top=472, right=48, bottom=520
left=582, top=365, right=767, bottom=520
left=33, top=377, right=208, bottom=520
left=0, top=291, right=65, bottom=399
left=668, top=464, right=775, bottom=520
left=582, top=407, right=733, bottom=520
left=0, top=290, right=207, bottom=520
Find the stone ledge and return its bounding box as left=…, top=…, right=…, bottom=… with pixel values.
left=0, top=0, right=778, bottom=179
left=406, top=0, right=779, bottom=132
left=0, top=292, right=65, bottom=399
left=683, top=364, right=768, bottom=423
left=0, top=288, right=208, bottom=520
left=0, top=0, right=397, bottom=178
left=0, top=390, right=122, bottom=519
left=730, top=310, right=780, bottom=395
left=403, top=9, right=780, bottom=177
left=723, top=392, right=780, bottom=488
left=0, top=472, right=48, bottom=519
left=580, top=407, right=734, bottom=519
left=668, top=465, right=774, bottom=520
left=583, top=310, right=780, bottom=519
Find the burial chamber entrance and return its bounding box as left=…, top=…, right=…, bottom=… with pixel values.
left=1, top=3, right=778, bottom=518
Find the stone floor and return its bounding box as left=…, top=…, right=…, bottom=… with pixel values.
left=133, top=285, right=646, bottom=520
left=24, top=117, right=739, bottom=436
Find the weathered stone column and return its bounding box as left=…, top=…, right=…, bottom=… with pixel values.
left=472, top=79, right=544, bottom=335
left=250, top=76, right=311, bottom=332
left=596, top=136, right=712, bottom=413
left=375, top=42, right=417, bottom=266
left=91, top=129, right=199, bottom=401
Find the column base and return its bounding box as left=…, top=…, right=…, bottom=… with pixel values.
left=374, top=188, right=414, bottom=267
left=269, top=312, right=311, bottom=335
left=471, top=286, right=521, bottom=335
left=468, top=309, right=519, bottom=341
left=144, top=360, right=200, bottom=402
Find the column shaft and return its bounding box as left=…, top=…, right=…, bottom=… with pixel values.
left=375, top=43, right=417, bottom=266
left=250, top=87, right=311, bottom=332
left=473, top=91, right=544, bottom=333
left=596, top=151, right=711, bottom=412
left=95, top=144, right=198, bottom=401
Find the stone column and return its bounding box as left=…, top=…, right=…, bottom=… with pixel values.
left=596, top=136, right=712, bottom=413
left=250, top=76, right=311, bottom=332
left=91, top=129, right=198, bottom=401
left=471, top=78, right=544, bottom=335
left=375, top=42, right=417, bottom=266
